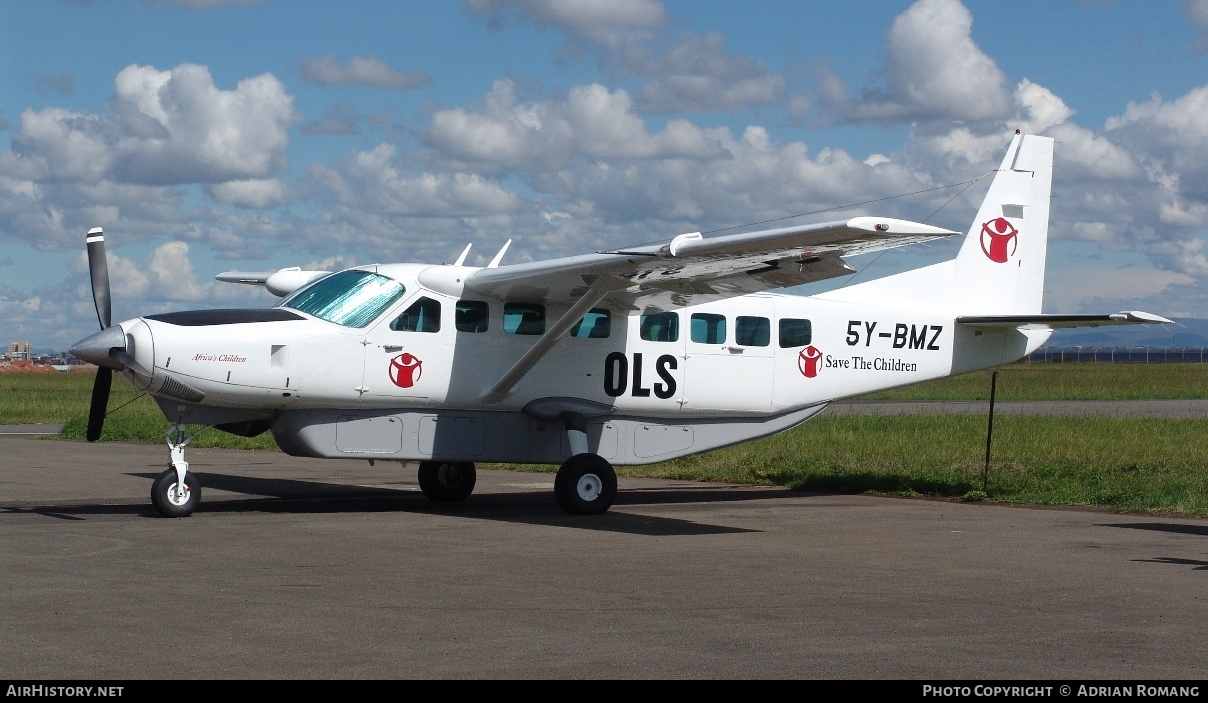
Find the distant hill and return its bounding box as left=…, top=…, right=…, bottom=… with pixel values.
left=1044, top=317, right=1208, bottom=349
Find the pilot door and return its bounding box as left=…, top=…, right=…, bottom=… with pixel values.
left=361, top=293, right=452, bottom=405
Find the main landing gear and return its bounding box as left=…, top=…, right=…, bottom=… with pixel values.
left=415, top=408, right=618, bottom=515
left=417, top=461, right=476, bottom=502
left=414, top=453, right=616, bottom=515
left=152, top=423, right=207, bottom=518
left=552, top=410, right=616, bottom=515
left=554, top=453, right=616, bottom=515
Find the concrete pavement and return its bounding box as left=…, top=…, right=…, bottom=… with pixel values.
left=2, top=435, right=1205, bottom=680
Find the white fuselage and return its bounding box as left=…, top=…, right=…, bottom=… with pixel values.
left=119, top=262, right=1048, bottom=425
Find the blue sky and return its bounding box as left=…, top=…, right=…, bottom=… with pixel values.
left=2, top=0, right=1208, bottom=351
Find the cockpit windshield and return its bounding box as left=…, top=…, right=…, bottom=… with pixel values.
left=278, top=270, right=405, bottom=328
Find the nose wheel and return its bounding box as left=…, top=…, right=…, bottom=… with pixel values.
left=151, top=468, right=200, bottom=518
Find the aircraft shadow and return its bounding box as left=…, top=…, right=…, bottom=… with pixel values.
left=1099, top=521, right=1208, bottom=537
left=1131, top=557, right=1208, bottom=571
left=1098, top=522, right=1208, bottom=573
left=4, top=471, right=790, bottom=536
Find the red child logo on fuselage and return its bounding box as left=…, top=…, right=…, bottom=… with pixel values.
left=980, top=217, right=1018, bottom=263
left=388, top=353, right=422, bottom=388
left=798, top=345, right=822, bottom=378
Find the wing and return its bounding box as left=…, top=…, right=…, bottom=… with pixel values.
left=462, top=217, right=958, bottom=311
left=461, top=217, right=956, bottom=403
left=215, top=271, right=275, bottom=286
left=215, top=267, right=332, bottom=297
left=956, top=311, right=1173, bottom=329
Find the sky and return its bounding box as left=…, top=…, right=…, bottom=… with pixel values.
left=2, top=0, right=1208, bottom=352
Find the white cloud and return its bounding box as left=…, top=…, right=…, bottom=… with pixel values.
left=1105, top=87, right=1208, bottom=198
left=1013, top=79, right=1074, bottom=135
left=0, top=177, right=187, bottom=250
left=424, top=79, right=727, bottom=170
left=0, top=63, right=294, bottom=187
left=466, top=0, right=668, bottom=47
left=819, top=0, right=1011, bottom=123
left=636, top=32, right=785, bottom=113
left=312, top=144, right=520, bottom=217
left=1043, top=261, right=1195, bottom=313
left=206, top=179, right=291, bottom=209
left=299, top=55, right=433, bottom=90
left=1186, top=0, right=1208, bottom=53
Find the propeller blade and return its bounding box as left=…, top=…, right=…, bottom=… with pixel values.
left=87, top=368, right=113, bottom=442
left=86, top=227, right=111, bottom=330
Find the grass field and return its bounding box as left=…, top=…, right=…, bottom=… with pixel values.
left=4, top=361, right=1206, bottom=516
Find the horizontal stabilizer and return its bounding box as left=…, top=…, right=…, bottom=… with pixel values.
left=956, top=311, right=1172, bottom=330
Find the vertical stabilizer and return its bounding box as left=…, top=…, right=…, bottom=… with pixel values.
left=815, top=132, right=1054, bottom=316
left=951, top=132, right=1053, bottom=315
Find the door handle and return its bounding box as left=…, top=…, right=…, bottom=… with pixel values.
left=383, top=345, right=403, bottom=353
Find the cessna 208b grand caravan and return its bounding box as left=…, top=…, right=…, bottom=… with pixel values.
left=70, top=132, right=1170, bottom=518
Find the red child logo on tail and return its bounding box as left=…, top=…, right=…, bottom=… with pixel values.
left=798, top=345, right=822, bottom=378
left=388, top=353, right=422, bottom=388
left=980, top=217, right=1019, bottom=263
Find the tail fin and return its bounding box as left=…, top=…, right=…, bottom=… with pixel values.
left=951, top=131, right=1053, bottom=315
left=816, top=132, right=1054, bottom=316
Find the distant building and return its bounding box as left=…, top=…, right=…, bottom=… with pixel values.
left=6, top=341, right=31, bottom=361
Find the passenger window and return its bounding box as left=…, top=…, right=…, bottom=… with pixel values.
left=639, top=311, right=679, bottom=342
left=779, top=318, right=812, bottom=347
left=504, top=302, right=545, bottom=335
left=690, top=313, right=726, bottom=344
left=735, top=316, right=770, bottom=347
left=571, top=308, right=611, bottom=339
left=455, top=300, right=489, bottom=333
left=390, top=296, right=441, bottom=332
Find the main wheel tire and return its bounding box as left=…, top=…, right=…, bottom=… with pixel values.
left=417, top=461, right=476, bottom=502
left=554, top=453, right=617, bottom=515
left=151, top=468, right=200, bottom=518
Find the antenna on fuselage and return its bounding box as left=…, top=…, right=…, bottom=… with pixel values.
left=453, top=243, right=472, bottom=266
left=487, top=239, right=512, bottom=268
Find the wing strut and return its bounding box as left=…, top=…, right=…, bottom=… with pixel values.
left=480, top=275, right=626, bottom=404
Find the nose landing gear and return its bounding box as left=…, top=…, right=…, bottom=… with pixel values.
left=152, top=423, right=208, bottom=518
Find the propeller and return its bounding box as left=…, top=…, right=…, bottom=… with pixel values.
left=70, top=228, right=121, bottom=442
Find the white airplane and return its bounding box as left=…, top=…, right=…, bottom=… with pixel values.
left=70, top=131, right=1171, bottom=518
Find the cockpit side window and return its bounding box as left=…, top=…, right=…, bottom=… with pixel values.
left=390, top=296, right=442, bottom=332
